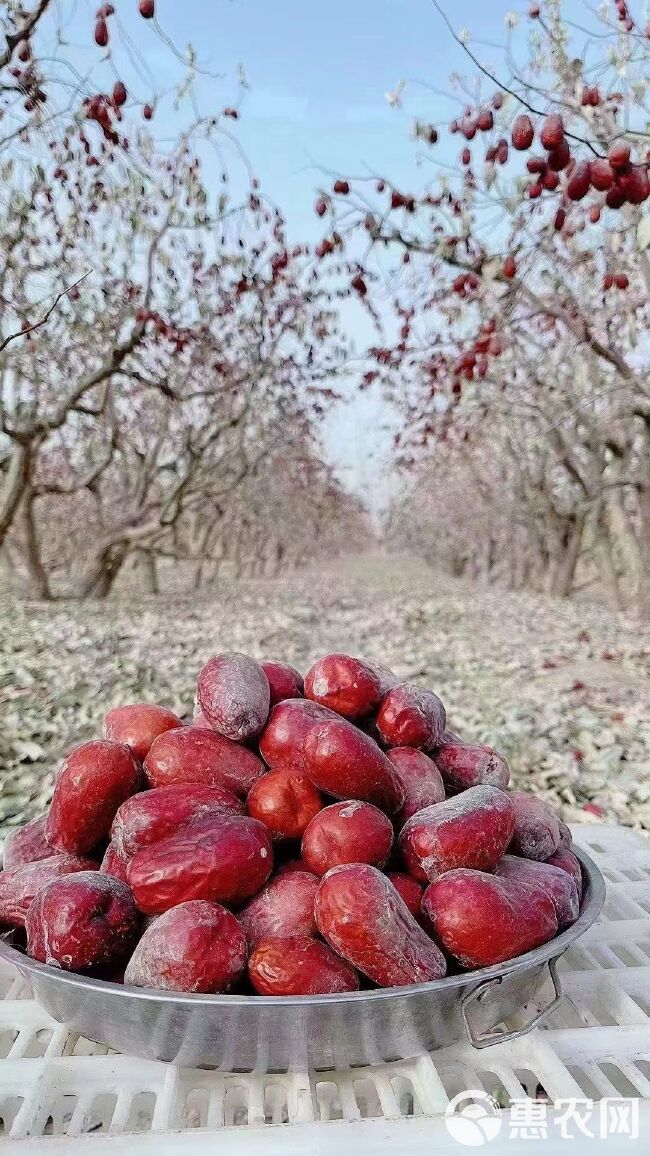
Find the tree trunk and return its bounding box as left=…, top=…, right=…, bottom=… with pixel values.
left=192, top=560, right=204, bottom=590
left=138, top=550, right=159, bottom=594
left=550, top=516, right=585, bottom=599
left=22, top=489, right=52, bottom=600
left=0, top=440, right=36, bottom=547
left=76, top=544, right=129, bottom=599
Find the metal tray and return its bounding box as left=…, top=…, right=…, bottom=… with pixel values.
left=0, top=848, right=605, bottom=1070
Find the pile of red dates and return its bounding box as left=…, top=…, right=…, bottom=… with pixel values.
left=0, top=653, right=582, bottom=995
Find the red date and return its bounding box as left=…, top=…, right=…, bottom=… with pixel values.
left=261, top=660, right=304, bottom=707
left=387, top=747, right=445, bottom=825
left=258, top=699, right=338, bottom=772
left=144, top=727, right=264, bottom=797
left=102, top=703, right=182, bottom=761
left=101, top=843, right=130, bottom=884
left=376, top=683, right=446, bottom=749
left=127, top=813, right=273, bottom=913
left=0, top=853, right=97, bottom=926
left=112, top=783, right=243, bottom=859
left=399, top=784, right=515, bottom=882
left=248, top=935, right=359, bottom=995
left=26, top=871, right=140, bottom=973
left=434, top=743, right=510, bottom=793
left=247, top=769, right=322, bottom=840
left=302, top=800, right=393, bottom=875
left=315, top=863, right=446, bottom=986
left=124, top=900, right=247, bottom=992
left=546, top=846, right=583, bottom=897
left=303, top=718, right=405, bottom=814
left=46, top=741, right=140, bottom=854
left=197, top=652, right=270, bottom=741
left=422, top=868, right=558, bottom=968
left=304, top=653, right=383, bottom=720
left=385, top=871, right=424, bottom=920
left=495, top=854, right=579, bottom=928
left=510, top=792, right=560, bottom=861
left=2, top=816, right=51, bottom=870
left=238, top=869, right=319, bottom=946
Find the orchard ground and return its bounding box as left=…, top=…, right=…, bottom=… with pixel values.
left=2, top=553, right=650, bottom=848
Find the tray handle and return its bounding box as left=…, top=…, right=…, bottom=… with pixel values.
left=460, top=956, right=563, bottom=1049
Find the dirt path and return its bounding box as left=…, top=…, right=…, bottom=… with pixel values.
left=2, top=553, right=650, bottom=842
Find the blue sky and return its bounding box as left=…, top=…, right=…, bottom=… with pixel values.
left=59, top=0, right=589, bottom=508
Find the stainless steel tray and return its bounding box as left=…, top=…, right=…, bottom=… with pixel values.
left=0, top=848, right=605, bottom=1070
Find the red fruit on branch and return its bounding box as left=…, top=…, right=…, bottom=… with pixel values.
left=605, top=185, right=626, bottom=209
left=461, top=147, right=471, bottom=166
left=619, top=167, right=649, bottom=205
left=590, top=159, right=614, bottom=190
left=503, top=254, right=517, bottom=278
left=608, top=141, right=631, bottom=171
left=540, top=114, right=564, bottom=151
left=477, top=109, right=493, bottom=131
left=547, top=139, right=571, bottom=171
left=139, top=0, right=155, bottom=17
left=614, top=273, right=629, bottom=289
left=602, top=272, right=614, bottom=291
left=143, top=103, right=153, bottom=120
left=566, top=161, right=591, bottom=200
left=94, top=19, right=109, bottom=47
left=112, top=81, right=127, bottom=106
left=333, top=179, right=350, bottom=195
left=314, top=198, right=327, bottom=217
left=511, top=114, right=534, bottom=151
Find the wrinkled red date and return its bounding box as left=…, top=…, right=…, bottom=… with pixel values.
left=303, top=718, right=405, bottom=814
left=495, top=854, right=579, bottom=928
left=102, top=703, right=182, bottom=761
left=197, top=652, right=270, bottom=741
left=385, top=871, right=424, bottom=919
left=238, top=869, right=319, bottom=946
left=546, top=846, right=583, bottom=897
left=127, top=814, right=273, bottom=913
left=261, top=660, right=304, bottom=707
left=248, top=935, right=359, bottom=995
left=247, top=769, right=322, bottom=840
left=0, top=853, right=97, bottom=926
left=301, top=800, right=393, bottom=875
left=26, top=871, right=140, bottom=973
left=387, top=747, right=445, bottom=825
left=112, top=783, right=243, bottom=859
left=510, top=792, right=560, bottom=861
left=258, top=699, right=338, bottom=772
left=304, top=653, right=383, bottom=720
left=124, top=900, right=247, bottom=992
left=144, top=727, right=264, bottom=797
left=376, top=683, right=446, bottom=749
left=2, top=816, right=51, bottom=870
left=434, top=743, right=510, bottom=793
left=398, top=784, right=515, bottom=882
left=422, top=868, right=558, bottom=968
left=46, top=741, right=140, bottom=855
left=315, top=863, right=447, bottom=986
left=101, top=843, right=130, bottom=884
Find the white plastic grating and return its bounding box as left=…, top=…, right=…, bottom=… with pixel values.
left=0, top=823, right=649, bottom=1154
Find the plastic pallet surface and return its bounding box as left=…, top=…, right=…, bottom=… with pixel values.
left=0, top=823, right=649, bottom=1153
